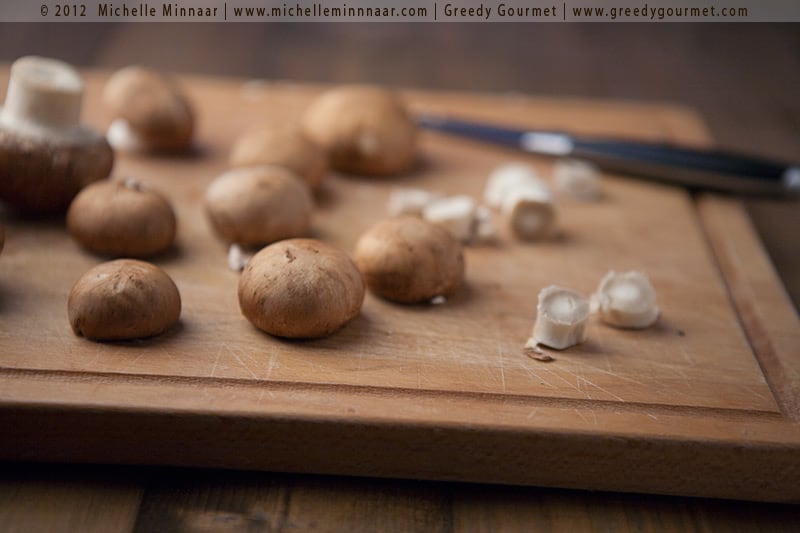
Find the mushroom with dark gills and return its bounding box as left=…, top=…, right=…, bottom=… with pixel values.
left=0, top=56, right=113, bottom=212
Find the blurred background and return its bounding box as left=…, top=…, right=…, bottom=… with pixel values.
left=0, top=22, right=798, bottom=304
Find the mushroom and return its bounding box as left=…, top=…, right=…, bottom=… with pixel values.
left=0, top=224, right=4, bottom=255
left=229, top=124, right=327, bottom=188
left=68, top=259, right=181, bottom=341
left=67, top=178, right=176, bottom=257
left=102, top=66, right=194, bottom=152
left=204, top=166, right=313, bottom=247
left=484, top=162, right=545, bottom=209
left=422, top=194, right=500, bottom=244
left=421, top=195, right=477, bottom=242
left=301, top=85, right=417, bottom=176
left=553, top=158, right=601, bottom=200
left=594, top=271, right=659, bottom=329
left=0, top=56, right=114, bottom=212
left=530, top=285, right=590, bottom=350
left=238, top=238, right=365, bottom=338
left=353, top=216, right=465, bottom=303
left=387, top=187, right=441, bottom=217
left=502, top=185, right=556, bottom=241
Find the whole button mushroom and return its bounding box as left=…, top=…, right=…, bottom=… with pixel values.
left=67, top=178, right=176, bottom=258
left=103, top=66, right=194, bottom=152
left=205, top=166, right=313, bottom=247
left=238, top=239, right=365, bottom=339
left=68, top=259, right=181, bottom=341
left=301, top=85, right=417, bottom=176
left=0, top=56, right=114, bottom=212
left=229, top=124, right=328, bottom=189
left=353, top=216, right=465, bottom=303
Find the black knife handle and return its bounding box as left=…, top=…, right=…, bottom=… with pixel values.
left=572, top=138, right=798, bottom=195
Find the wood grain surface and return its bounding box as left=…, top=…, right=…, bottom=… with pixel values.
left=3, top=463, right=800, bottom=533
left=0, top=70, right=798, bottom=505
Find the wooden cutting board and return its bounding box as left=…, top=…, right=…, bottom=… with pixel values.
left=0, top=70, right=798, bottom=503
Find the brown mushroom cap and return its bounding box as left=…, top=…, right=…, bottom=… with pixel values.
left=353, top=216, right=465, bottom=303
left=103, top=66, right=194, bottom=151
left=0, top=129, right=113, bottom=212
left=67, top=179, right=176, bottom=257
left=68, top=259, right=181, bottom=341
left=229, top=124, right=327, bottom=188
left=205, top=166, right=313, bottom=247
left=238, top=238, right=365, bottom=338
left=301, top=85, right=417, bottom=176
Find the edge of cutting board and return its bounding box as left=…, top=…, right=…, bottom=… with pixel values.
left=0, top=74, right=798, bottom=502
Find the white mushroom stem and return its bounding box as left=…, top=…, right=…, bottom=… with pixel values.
left=1, top=56, right=83, bottom=130
left=594, top=271, right=659, bottom=328
left=422, top=195, right=477, bottom=242
left=387, top=188, right=441, bottom=216
left=532, top=286, right=590, bottom=350
left=227, top=244, right=252, bottom=272
left=554, top=158, right=601, bottom=200
left=107, top=118, right=147, bottom=152
left=484, top=162, right=546, bottom=208
left=502, top=185, right=556, bottom=240
left=122, top=177, right=143, bottom=191
left=473, top=205, right=497, bottom=243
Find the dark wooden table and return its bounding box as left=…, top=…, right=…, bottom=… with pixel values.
left=0, top=22, right=798, bottom=531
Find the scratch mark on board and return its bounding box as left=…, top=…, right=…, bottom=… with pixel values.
left=521, top=366, right=557, bottom=390
left=496, top=341, right=508, bottom=393
left=209, top=346, right=222, bottom=378
left=576, top=374, right=626, bottom=403
left=264, top=350, right=278, bottom=380
left=229, top=348, right=258, bottom=379
left=587, top=366, right=648, bottom=387
left=573, top=408, right=598, bottom=426
left=539, top=366, right=582, bottom=393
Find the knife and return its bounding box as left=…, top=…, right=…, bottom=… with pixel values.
left=416, top=115, right=800, bottom=196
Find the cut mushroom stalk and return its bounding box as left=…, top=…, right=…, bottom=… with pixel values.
left=594, top=271, right=659, bottom=328
left=389, top=189, right=496, bottom=244
left=554, top=158, right=601, bottom=200
left=227, top=244, right=252, bottom=272
left=502, top=185, right=556, bottom=240
left=532, top=286, right=590, bottom=350
left=387, top=188, right=441, bottom=216
left=422, top=195, right=477, bottom=242
left=484, top=162, right=546, bottom=208
left=473, top=205, right=497, bottom=243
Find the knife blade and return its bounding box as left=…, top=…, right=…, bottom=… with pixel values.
left=416, top=115, right=800, bottom=196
